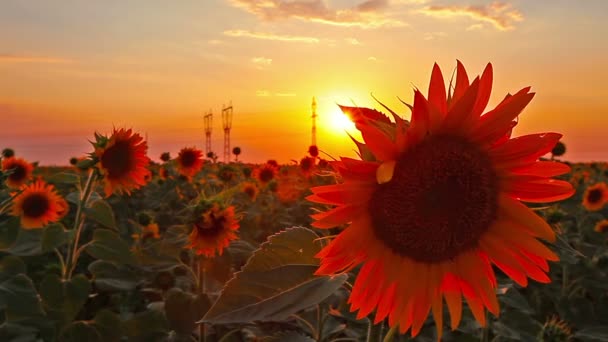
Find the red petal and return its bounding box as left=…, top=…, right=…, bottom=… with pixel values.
left=451, top=60, right=470, bottom=107
left=440, top=77, right=480, bottom=134
left=491, top=133, right=563, bottom=169
left=505, top=178, right=575, bottom=203
left=428, top=63, right=447, bottom=115
left=472, top=63, right=493, bottom=117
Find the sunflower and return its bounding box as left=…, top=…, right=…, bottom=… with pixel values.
left=254, top=163, right=278, bottom=185
left=242, top=182, right=259, bottom=201
left=186, top=204, right=239, bottom=257
left=176, top=147, right=204, bottom=179
left=307, top=62, right=574, bottom=339
left=95, top=128, right=150, bottom=197
left=300, top=156, right=316, bottom=177
left=133, top=223, right=161, bottom=241
left=2, top=157, right=34, bottom=188
left=582, top=183, right=607, bottom=211
left=594, top=219, right=608, bottom=234
left=11, top=179, right=69, bottom=229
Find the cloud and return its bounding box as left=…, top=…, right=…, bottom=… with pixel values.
left=228, top=0, right=405, bottom=28
left=345, top=38, right=362, bottom=45
left=423, top=31, right=447, bottom=40
left=251, top=56, right=273, bottom=69
left=420, top=1, right=523, bottom=31
left=256, top=90, right=296, bottom=97
left=0, top=54, right=72, bottom=64
left=368, top=56, right=378, bottom=62
left=224, top=29, right=320, bottom=43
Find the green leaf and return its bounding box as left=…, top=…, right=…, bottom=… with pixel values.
left=59, top=321, right=103, bottom=342
left=574, top=326, right=608, bottom=342
left=0, top=274, right=45, bottom=321
left=47, top=172, right=81, bottom=185
left=0, top=216, right=20, bottom=250
left=261, top=331, right=315, bottom=342
left=4, top=229, right=43, bottom=256
left=41, top=223, right=69, bottom=253
left=201, top=227, right=347, bottom=324
left=0, top=255, right=26, bottom=282
left=39, top=274, right=91, bottom=325
left=85, top=200, right=118, bottom=230
left=92, top=310, right=123, bottom=342
left=165, top=288, right=211, bottom=335
left=86, top=229, right=135, bottom=264
left=123, top=310, right=169, bottom=342
left=88, top=260, right=139, bottom=292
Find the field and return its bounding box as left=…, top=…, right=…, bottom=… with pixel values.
left=1, top=144, right=607, bottom=342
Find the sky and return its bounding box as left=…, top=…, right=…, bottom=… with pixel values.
left=1, top=0, right=607, bottom=165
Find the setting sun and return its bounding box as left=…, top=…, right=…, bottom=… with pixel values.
left=327, top=106, right=356, bottom=133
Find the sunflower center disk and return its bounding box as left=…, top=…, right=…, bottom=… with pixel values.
left=22, top=193, right=51, bottom=218
left=369, top=135, right=499, bottom=263
left=196, top=213, right=226, bottom=237
left=180, top=151, right=198, bottom=167
left=101, top=141, right=133, bottom=178
left=10, top=165, right=27, bottom=182
left=587, top=189, right=603, bottom=204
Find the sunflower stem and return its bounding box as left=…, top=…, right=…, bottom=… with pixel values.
left=382, top=326, right=397, bottom=342
left=561, top=265, right=568, bottom=297
left=65, top=169, right=97, bottom=280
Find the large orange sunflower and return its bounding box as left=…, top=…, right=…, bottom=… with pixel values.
left=186, top=204, right=239, bottom=257
left=11, top=179, right=69, bottom=229
left=95, top=128, right=151, bottom=197
left=176, top=147, right=204, bottom=179
left=2, top=157, right=34, bottom=189
left=307, top=62, right=574, bottom=339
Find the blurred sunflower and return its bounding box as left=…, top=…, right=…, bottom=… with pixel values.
left=300, top=156, right=316, bottom=177
left=176, top=147, right=204, bottom=179
left=94, top=128, right=150, bottom=197
left=133, top=223, right=161, bottom=241
left=2, top=157, right=34, bottom=188
left=242, top=182, right=259, bottom=201
left=159, top=166, right=170, bottom=180
left=254, top=163, right=278, bottom=185
left=594, top=219, right=608, bottom=233
left=307, top=62, right=574, bottom=339
left=582, top=183, right=607, bottom=211
left=186, top=204, right=239, bottom=257
left=11, top=179, right=68, bottom=229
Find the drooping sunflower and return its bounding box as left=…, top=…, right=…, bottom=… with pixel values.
left=594, top=219, right=608, bottom=234
left=176, top=147, right=204, bottom=179
left=307, top=62, right=574, bottom=339
left=186, top=204, right=239, bottom=257
left=95, top=128, right=151, bottom=197
left=11, top=179, right=69, bottom=229
left=582, top=182, right=607, bottom=211
left=2, top=157, right=34, bottom=188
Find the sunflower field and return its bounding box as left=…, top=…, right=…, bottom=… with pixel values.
left=1, top=63, right=608, bottom=342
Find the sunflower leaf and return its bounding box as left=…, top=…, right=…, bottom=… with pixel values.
left=86, top=229, right=135, bottom=264
left=200, top=226, right=347, bottom=324
left=85, top=200, right=118, bottom=230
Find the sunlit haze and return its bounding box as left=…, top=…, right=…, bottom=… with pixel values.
left=1, top=0, right=607, bottom=164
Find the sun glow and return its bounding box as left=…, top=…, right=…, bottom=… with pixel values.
left=327, top=106, right=356, bottom=132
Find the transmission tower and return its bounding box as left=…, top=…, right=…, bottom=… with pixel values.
left=222, top=101, right=233, bottom=163
left=204, top=110, right=213, bottom=155
left=311, top=96, right=317, bottom=146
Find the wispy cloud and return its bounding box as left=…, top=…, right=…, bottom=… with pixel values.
left=423, top=31, right=447, bottom=40
left=346, top=38, right=362, bottom=45
left=251, top=56, right=273, bottom=69
left=256, top=90, right=296, bottom=97
left=420, top=1, right=523, bottom=31
left=0, top=54, right=73, bottom=64
left=228, top=0, right=405, bottom=29
left=224, top=29, right=320, bottom=43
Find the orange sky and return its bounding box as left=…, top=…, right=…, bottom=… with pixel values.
left=1, top=0, right=607, bottom=164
